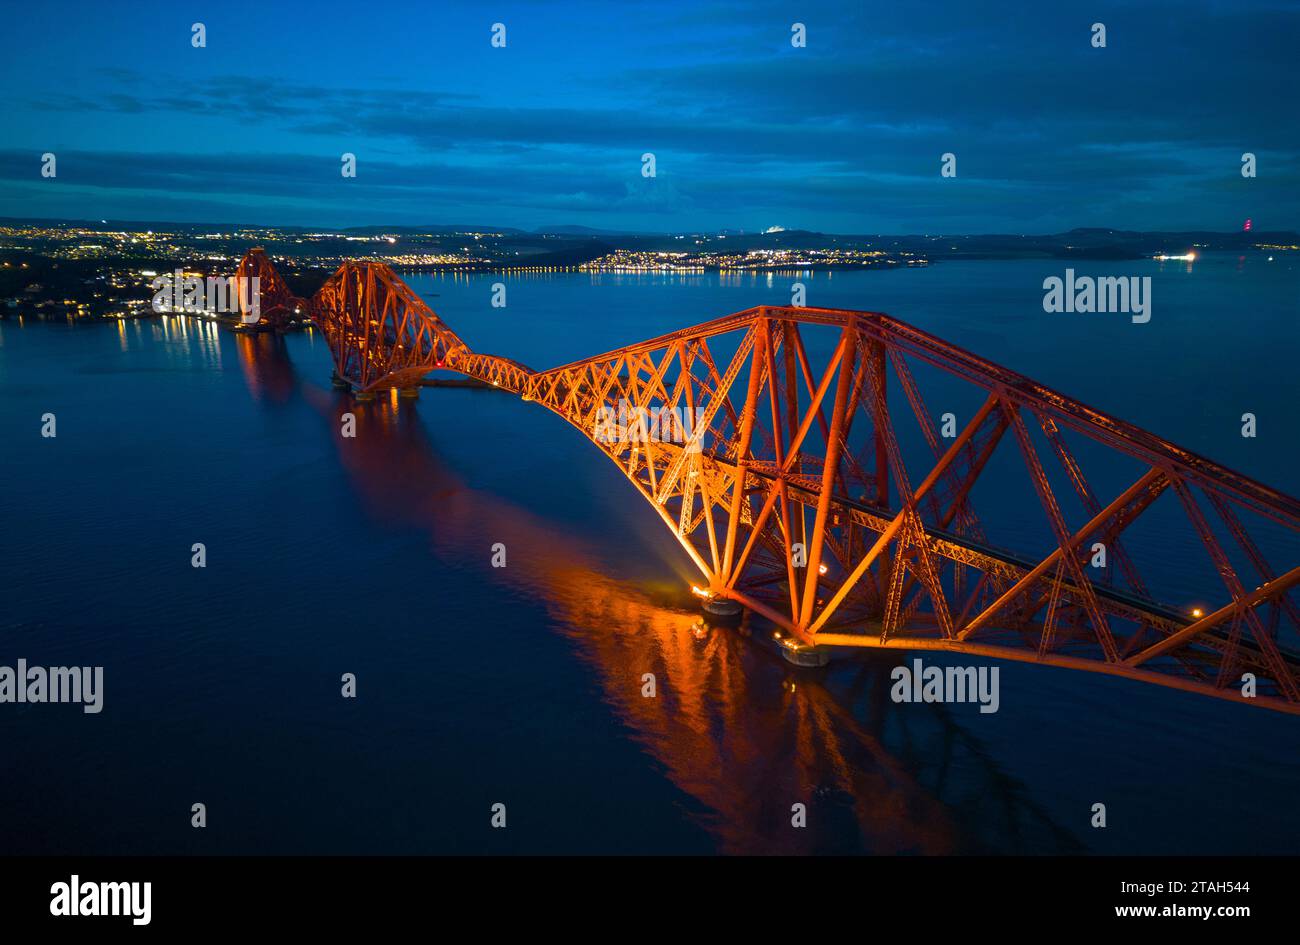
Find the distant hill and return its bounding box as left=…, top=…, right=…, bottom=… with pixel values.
left=340, top=224, right=528, bottom=235
left=532, top=225, right=647, bottom=236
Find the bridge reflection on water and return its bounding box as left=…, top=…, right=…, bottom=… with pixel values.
left=235, top=331, right=1081, bottom=854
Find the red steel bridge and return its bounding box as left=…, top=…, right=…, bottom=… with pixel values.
left=235, top=249, right=1300, bottom=715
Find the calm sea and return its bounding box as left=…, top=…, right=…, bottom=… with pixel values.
left=1, top=253, right=1297, bottom=854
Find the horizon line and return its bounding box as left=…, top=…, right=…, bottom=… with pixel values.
left=0, top=214, right=1293, bottom=239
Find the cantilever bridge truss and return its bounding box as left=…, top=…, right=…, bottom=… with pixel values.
left=236, top=249, right=1300, bottom=714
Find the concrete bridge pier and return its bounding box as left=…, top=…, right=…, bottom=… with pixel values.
left=777, top=637, right=832, bottom=667
left=398, top=387, right=421, bottom=400
left=699, top=594, right=743, bottom=626
left=702, top=597, right=742, bottom=619
left=697, top=592, right=830, bottom=665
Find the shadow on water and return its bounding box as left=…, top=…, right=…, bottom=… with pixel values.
left=245, top=337, right=1082, bottom=855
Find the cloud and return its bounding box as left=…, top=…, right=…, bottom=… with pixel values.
left=0, top=0, right=1295, bottom=230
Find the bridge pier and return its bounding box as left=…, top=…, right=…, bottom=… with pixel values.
left=398, top=387, right=421, bottom=400
left=330, top=372, right=350, bottom=390
left=776, top=637, right=832, bottom=668
left=353, top=390, right=377, bottom=403
left=698, top=593, right=830, bottom=665
left=701, top=597, right=742, bottom=618
left=699, top=595, right=743, bottom=629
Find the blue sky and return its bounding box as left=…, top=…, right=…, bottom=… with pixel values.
left=0, top=0, right=1295, bottom=232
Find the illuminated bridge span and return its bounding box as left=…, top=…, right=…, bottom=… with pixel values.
left=236, top=249, right=1300, bottom=714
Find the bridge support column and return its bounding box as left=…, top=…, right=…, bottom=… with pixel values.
left=354, top=389, right=377, bottom=403
left=700, top=595, right=743, bottom=629
left=701, top=596, right=742, bottom=619
left=776, top=636, right=831, bottom=667
left=330, top=372, right=350, bottom=390
left=398, top=387, right=421, bottom=400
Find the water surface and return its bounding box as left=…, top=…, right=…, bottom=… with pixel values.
left=1, top=253, right=1297, bottom=854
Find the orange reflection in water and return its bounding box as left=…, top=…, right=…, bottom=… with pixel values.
left=286, top=381, right=1078, bottom=854
left=234, top=331, right=297, bottom=404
